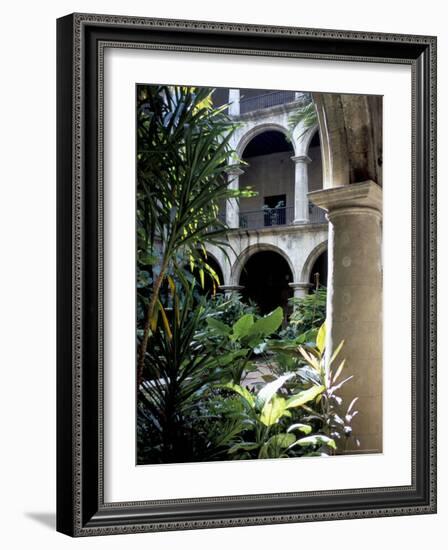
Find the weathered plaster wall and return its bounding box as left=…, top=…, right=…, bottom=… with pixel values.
left=239, top=151, right=295, bottom=212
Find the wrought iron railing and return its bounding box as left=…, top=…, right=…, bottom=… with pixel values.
left=239, top=91, right=297, bottom=114
left=238, top=204, right=327, bottom=229
left=309, top=204, right=327, bottom=224
left=239, top=206, right=293, bottom=229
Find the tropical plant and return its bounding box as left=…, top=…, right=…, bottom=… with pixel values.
left=280, top=287, right=327, bottom=340
left=288, top=99, right=318, bottom=139
left=137, top=282, right=250, bottom=463
left=202, top=292, right=259, bottom=327
left=136, top=85, right=254, bottom=384
left=293, top=322, right=359, bottom=450
left=200, top=306, right=284, bottom=383
left=220, top=373, right=332, bottom=459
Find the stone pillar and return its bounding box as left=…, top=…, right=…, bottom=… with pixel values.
left=289, top=282, right=312, bottom=299
left=308, top=181, right=382, bottom=453
left=228, top=89, right=240, bottom=116
left=225, top=166, right=243, bottom=229
left=291, top=155, right=311, bottom=224
left=219, top=285, right=244, bottom=297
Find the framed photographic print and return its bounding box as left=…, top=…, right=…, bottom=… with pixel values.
left=56, top=13, right=437, bottom=537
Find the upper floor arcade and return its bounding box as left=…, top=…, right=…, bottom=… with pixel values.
left=212, top=87, right=327, bottom=231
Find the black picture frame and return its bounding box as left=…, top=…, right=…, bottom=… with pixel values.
left=57, top=13, right=437, bottom=537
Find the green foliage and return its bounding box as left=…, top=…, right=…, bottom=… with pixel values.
left=295, top=322, right=359, bottom=450
left=135, top=86, right=359, bottom=465
left=288, top=100, right=318, bottom=139
left=136, top=85, right=255, bottom=380
left=219, top=371, right=329, bottom=460
left=202, top=292, right=258, bottom=327
left=137, top=283, right=236, bottom=464
left=200, top=306, right=284, bottom=383
left=279, top=287, right=327, bottom=341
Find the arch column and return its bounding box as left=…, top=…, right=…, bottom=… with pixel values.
left=289, top=282, right=312, bottom=299
left=308, top=181, right=382, bottom=453
left=228, top=89, right=240, bottom=116
left=225, top=166, right=244, bottom=229
left=291, top=154, right=311, bottom=224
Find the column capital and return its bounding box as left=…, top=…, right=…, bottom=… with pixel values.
left=289, top=282, right=313, bottom=290
left=291, top=154, right=312, bottom=164
left=308, top=180, right=382, bottom=213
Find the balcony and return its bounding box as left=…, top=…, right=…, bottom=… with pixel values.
left=238, top=204, right=327, bottom=230
left=239, top=91, right=306, bottom=115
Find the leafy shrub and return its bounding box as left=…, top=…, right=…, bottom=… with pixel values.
left=279, top=287, right=327, bottom=340
left=202, top=292, right=258, bottom=327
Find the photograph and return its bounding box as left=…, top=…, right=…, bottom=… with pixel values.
left=54, top=11, right=436, bottom=536
left=136, top=84, right=383, bottom=465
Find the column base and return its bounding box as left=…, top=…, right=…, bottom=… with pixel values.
left=219, top=285, right=244, bottom=296
left=289, top=282, right=312, bottom=299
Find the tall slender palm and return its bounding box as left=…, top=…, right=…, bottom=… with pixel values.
left=136, top=85, right=251, bottom=384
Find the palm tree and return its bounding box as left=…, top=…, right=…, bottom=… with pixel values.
left=288, top=99, right=318, bottom=139
left=136, top=85, right=252, bottom=384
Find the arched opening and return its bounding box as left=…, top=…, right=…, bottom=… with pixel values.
left=309, top=250, right=328, bottom=291
left=239, top=130, right=295, bottom=229
left=239, top=251, right=293, bottom=316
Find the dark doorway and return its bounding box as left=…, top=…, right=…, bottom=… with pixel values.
left=239, top=251, right=293, bottom=316
left=309, top=250, right=328, bottom=290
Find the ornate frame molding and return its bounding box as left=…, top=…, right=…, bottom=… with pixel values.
left=56, top=13, right=437, bottom=537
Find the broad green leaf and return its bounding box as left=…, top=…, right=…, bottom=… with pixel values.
left=260, top=396, right=288, bottom=426
left=266, top=433, right=296, bottom=448
left=292, top=434, right=336, bottom=450
left=285, top=385, right=325, bottom=409
left=255, top=373, right=294, bottom=411
left=216, top=348, right=249, bottom=367
left=259, top=433, right=296, bottom=458
left=232, top=314, right=254, bottom=340
left=248, top=307, right=283, bottom=337
left=287, top=423, right=313, bottom=435
left=206, top=317, right=231, bottom=335
left=228, top=442, right=260, bottom=454
left=224, top=382, right=255, bottom=408
left=316, top=321, right=326, bottom=353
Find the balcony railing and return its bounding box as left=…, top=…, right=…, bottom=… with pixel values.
left=238, top=204, right=327, bottom=230
left=240, top=91, right=297, bottom=115
left=239, top=206, right=293, bottom=229
left=309, top=204, right=327, bottom=224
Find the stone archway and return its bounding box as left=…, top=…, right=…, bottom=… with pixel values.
left=301, top=240, right=328, bottom=284
left=235, top=122, right=295, bottom=159
left=231, top=243, right=296, bottom=286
